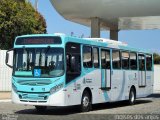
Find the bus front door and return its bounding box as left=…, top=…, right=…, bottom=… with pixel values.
left=138, top=54, right=146, bottom=87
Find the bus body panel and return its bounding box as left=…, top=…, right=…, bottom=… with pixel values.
left=8, top=34, right=153, bottom=107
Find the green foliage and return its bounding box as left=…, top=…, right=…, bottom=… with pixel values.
left=0, top=0, right=47, bottom=49
left=153, top=53, right=160, bottom=64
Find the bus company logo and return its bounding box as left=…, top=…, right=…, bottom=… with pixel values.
left=85, top=78, right=92, bottom=83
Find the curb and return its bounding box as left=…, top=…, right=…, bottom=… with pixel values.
left=0, top=99, right=11, bottom=103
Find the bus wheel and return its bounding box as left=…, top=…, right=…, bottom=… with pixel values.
left=35, top=106, right=47, bottom=112
left=81, top=90, right=92, bottom=112
left=129, top=88, right=136, bottom=105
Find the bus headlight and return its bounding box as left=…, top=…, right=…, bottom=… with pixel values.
left=50, top=83, right=63, bottom=94
left=12, top=83, right=17, bottom=93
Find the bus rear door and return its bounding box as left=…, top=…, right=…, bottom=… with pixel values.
left=101, top=49, right=111, bottom=90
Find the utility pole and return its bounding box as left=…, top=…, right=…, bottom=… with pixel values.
left=35, top=0, right=38, bottom=11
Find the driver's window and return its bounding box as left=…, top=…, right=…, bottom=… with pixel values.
left=15, top=49, right=27, bottom=71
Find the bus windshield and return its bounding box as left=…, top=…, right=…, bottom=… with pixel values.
left=13, top=48, right=64, bottom=78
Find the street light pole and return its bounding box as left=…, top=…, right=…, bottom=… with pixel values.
left=35, top=0, right=38, bottom=10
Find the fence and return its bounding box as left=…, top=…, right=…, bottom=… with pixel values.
left=154, top=65, right=160, bottom=93
left=0, top=50, right=12, bottom=91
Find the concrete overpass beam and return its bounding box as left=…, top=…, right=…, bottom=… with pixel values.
left=110, top=30, right=119, bottom=41
left=100, top=20, right=119, bottom=40
left=91, top=17, right=100, bottom=38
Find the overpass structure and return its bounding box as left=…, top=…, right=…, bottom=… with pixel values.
left=50, top=0, right=160, bottom=40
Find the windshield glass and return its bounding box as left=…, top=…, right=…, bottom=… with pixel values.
left=13, top=48, right=64, bottom=78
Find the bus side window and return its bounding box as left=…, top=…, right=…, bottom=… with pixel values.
left=112, top=50, right=121, bottom=69
left=66, top=42, right=81, bottom=83
left=130, top=52, right=137, bottom=70
left=93, top=47, right=99, bottom=68
left=83, top=46, right=92, bottom=68
left=138, top=54, right=145, bottom=71
left=146, top=54, right=152, bottom=71
left=121, top=51, right=129, bottom=70
left=101, top=49, right=110, bottom=69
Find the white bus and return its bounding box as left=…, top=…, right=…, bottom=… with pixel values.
left=6, top=33, right=153, bottom=112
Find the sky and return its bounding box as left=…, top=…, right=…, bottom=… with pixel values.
left=30, top=0, right=160, bottom=53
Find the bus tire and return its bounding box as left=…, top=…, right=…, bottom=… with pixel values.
left=35, top=106, right=47, bottom=112
left=129, top=88, right=136, bottom=105
left=81, top=90, right=92, bottom=112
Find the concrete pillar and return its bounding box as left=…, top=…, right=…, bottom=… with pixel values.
left=91, top=17, right=100, bottom=38
left=110, top=30, right=119, bottom=40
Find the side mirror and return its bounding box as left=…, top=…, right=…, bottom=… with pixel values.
left=5, top=49, right=14, bottom=68
left=6, top=53, right=9, bottom=64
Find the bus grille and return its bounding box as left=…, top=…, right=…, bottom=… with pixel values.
left=18, top=92, right=49, bottom=102
left=17, top=80, right=52, bottom=86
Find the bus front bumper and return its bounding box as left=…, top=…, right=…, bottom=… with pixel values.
left=12, top=90, right=66, bottom=106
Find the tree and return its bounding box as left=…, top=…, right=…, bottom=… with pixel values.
left=153, top=53, right=160, bottom=64
left=0, top=0, right=47, bottom=49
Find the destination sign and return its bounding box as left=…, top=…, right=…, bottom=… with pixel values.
left=15, top=36, right=62, bottom=45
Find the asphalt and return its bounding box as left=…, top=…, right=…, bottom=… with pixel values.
left=0, top=94, right=160, bottom=120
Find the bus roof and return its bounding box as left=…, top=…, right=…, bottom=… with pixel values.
left=14, top=34, right=152, bottom=54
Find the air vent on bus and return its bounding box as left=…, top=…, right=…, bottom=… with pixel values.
left=17, top=80, right=52, bottom=86
left=20, top=100, right=47, bottom=103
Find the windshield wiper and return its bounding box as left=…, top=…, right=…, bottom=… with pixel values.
left=45, top=46, right=50, bottom=54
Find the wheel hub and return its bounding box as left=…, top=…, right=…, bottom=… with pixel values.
left=131, top=91, right=135, bottom=102
left=83, top=96, right=89, bottom=107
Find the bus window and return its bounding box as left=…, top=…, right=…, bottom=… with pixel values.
left=130, top=52, right=137, bottom=70
left=122, top=51, right=129, bottom=69
left=146, top=55, right=152, bottom=71
left=83, top=46, right=92, bottom=68
left=112, top=50, right=121, bottom=69
left=138, top=54, right=145, bottom=71
left=66, top=42, right=81, bottom=83
left=101, top=49, right=110, bottom=69
left=93, top=47, right=99, bottom=68
left=13, top=48, right=64, bottom=78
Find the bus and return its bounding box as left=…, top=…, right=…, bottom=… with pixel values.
left=5, top=33, right=154, bottom=112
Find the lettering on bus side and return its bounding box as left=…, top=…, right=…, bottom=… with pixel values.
left=83, top=78, right=92, bottom=84
left=85, top=78, right=92, bottom=83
